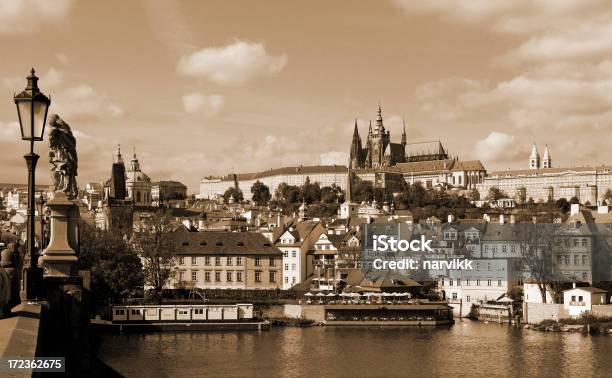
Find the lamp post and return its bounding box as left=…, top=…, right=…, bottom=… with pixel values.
left=14, top=68, right=51, bottom=300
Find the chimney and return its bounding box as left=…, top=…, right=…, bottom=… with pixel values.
left=573, top=282, right=576, bottom=289
left=499, top=214, right=505, bottom=225
left=277, top=213, right=282, bottom=228
left=570, top=203, right=580, bottom=216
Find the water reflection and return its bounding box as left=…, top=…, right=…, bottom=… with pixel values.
left=98, top=321, right=612, bottom=378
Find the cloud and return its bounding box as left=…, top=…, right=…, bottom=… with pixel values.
left=182, top=92, right=225, bottom=116
left=319, top=151, right=348, bottom=166
left=0, top=121, right=20, bottom=141
left=474, top=132, right=523, bottom=164
left=52, top=85, right=125, bottom=122
left=0, top=0, right=73, bottom=34
left=177, top=41, right=287, bottom=86
left=391, top=0, right=611, bottom=35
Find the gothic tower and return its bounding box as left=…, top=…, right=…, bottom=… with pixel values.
left=349, top=120, right=363, bottom=169
left=529, top=143, right=540, bottom=169
left=542, top=145, right=551, bottom=169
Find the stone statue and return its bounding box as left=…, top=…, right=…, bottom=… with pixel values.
left=48, top=114, right=78, bottom=199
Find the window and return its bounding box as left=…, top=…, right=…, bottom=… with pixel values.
left=269, top=257, right=276, bottom=267
left=255, top=257, right=261, bottom=267
left=291, top=263, right=296, bottom=271
left=191, top=271, right=197, bottom=282
left=466, top=296, right=471, bottom=303
left=573, top=239, right=579, bottom=247
left=487, top=279, right=492, bottom=286
left=227, top=257, right=233, bottom=266
left=557, top=255, right=563, bottom=264
left=582, top=255, right=588, bottom=265
left=285, top=263, right=289, bottom=271
left=292, top=251, right=297, bottom=258
left=292, top=277, right=296, bottom=284
left=441, top=279, right=445, bottom=286
left=237, top=257, right=243, bottom=266
left=283, top=251, right=289, bottom=258
left=466, top=279, right=470, bottom=286
left=449, top=279, right=453, bottom=286
left=502, top=245, right=507, bottom=253
left=179, top=257, right=185, bottom=265
left=456, top=278, right=460, bottom=286
left=205, top=257, right=211, bottom=266
left=226, top=272, right=232, bottom=282
left=565, top=255, right=570, bottom=265
left=269, top=271, right=276, bottom=283
left=205, top=271, right=211, bottom=282
left=215, top=271, right=221, bottom=282
left=284, top=276, right=289, bottom=284
left=452, top=292, right=458, bottom=300
left=571, top=295, right=576, bottom=302
left=179, top=271, right=186, bottom=281
left=574, top=255, right=579, bottom=265
left=476, top=279, right=480, bottom=286
left=578, top=295, right=584, bottom=302
left=191, top=256, right=197, bottom=265
left=255, top=271, right=262, bottom=283
left=487, top=263, right=492, bottom=271
left=215, top=257, right=221, bottom=266
left=582, top=272, right=588, bottom=280
left=498, top=280, right=502, bottom=287
left=236, top=272, right=243, bottom=282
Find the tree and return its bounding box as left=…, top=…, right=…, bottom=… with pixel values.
left=223, top=187, right=243, bottom=203
left=603, top=189, right=612, bottom=205
left=134, top=210, right=178, bottom=304
left=516, top=187, right=527, bottom=205
left=301, top=176, right=321, bottom=204
left=352, top=178, right=375, bottom=203
left=555, top=198, right=570, bottom=213
left=486, top=187, right=508, bottom=202
left=250, top=181, right=271, bottom=205
left=79, top=222, right=143, bottom=305
left=468, top=189, right=480, bottom=202
left=515, top=206, right=566, bottom=303
left=321, top=185, right=342, bottom=204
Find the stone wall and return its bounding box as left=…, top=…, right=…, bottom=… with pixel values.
left=523, top=302, right=568, bottom=324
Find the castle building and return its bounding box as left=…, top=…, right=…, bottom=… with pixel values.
left=477, top=145, right=612, bottom=205
left=349, top=104, right=407, bottom=169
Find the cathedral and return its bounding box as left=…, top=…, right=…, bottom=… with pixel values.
left=349, top=104, right=448, bottom=169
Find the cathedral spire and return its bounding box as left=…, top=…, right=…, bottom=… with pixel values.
left=529, top=142, right=540, bottom=169
left=349, top=119, right=362, bottom=169
left=542, top=144, right=551, bottom=168
left=401, top=119, right=406, bottom=146
left=375, top=102, right=384, bottom=131
left=116, top=144, right=123, bottom=164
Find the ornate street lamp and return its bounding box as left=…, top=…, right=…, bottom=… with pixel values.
left=14, top=68, right=51, bottom=300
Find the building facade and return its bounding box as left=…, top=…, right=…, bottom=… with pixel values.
left=169, top=228, right=283, bottom=290
left=477, top=145, right=612, bottom=204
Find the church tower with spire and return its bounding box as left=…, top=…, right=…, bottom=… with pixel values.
left=542, top=145, right=551, bottom=169
left=529, top=143, right=540, bottom=169
left=349, top=120, right=363, bottom=169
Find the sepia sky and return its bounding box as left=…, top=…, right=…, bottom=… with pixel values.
left=1, top=0, right=612, bottom=192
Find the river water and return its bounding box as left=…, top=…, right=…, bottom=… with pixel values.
left=97, top=321, right=612, bottom=377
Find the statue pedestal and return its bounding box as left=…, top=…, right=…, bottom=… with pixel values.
left=41, top=192, right=78, bottom=278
